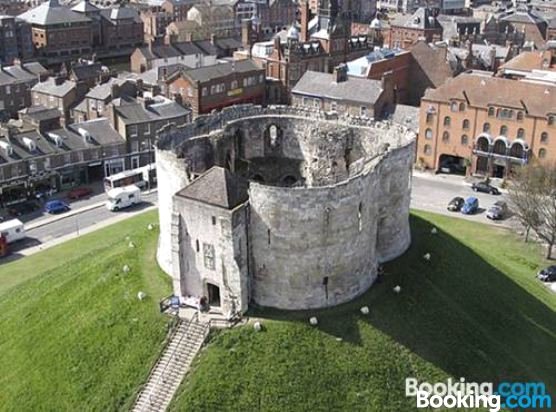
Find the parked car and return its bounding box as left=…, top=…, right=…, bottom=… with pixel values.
left=447, top=197, right=465, bottom=212
left=461, top=197, right=479, bottom=214
left=45, top=200, right=70, bottom=214
left=67, top=187, right=93, bottom=200
left=537, top=266, right=556, bottom=282
left=105, top=185, right=142, bottom=211
left=486, top=201, right=508, bottom=220
left=437, top=162, right=466, bottom=174
left=471, top=181, right=500, bottom=195
left=8, top=200, right=40, bottom=217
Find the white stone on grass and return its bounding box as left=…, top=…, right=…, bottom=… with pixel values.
left=423, top=253, right=431, bottom=261
left=360, top=306, right=370, bottom=315
left=393, top=285, right=401, bottom=294
left=128, top=242, right=135, bottom=248
left=431, top=227, right=438, bottom=234
left=147, top=224, right=154, bottom=230
left=137, top=291, right=146, bottom=301
left=253, top=321, right=262, bottom=331
left=309, top=317, right=318, bottom=326
left=122, top=265, right=130, bottom=273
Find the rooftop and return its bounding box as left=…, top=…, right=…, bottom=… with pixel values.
left=114, top=96, right=190, bottom=125
left=292, top=70, right=384, bottom=105
left=32, top=78, right=76, bottom=97
left=19, top=0, right=91, bottom=25
left=176, top=166, right=248, bottom=209
left=423, top=72, right=556, bottom=118
left=180, top=59, right=261, bottom=83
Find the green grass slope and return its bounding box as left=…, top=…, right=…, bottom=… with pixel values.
left=0, top=211, right=172, bottom=411
left=170, top=211, right=556, bottom=412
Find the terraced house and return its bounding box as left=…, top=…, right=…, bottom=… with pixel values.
left=418, top=72, right=556, bottom=178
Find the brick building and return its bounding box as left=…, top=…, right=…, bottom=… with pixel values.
left=418, top=72, right=556, bottom=178
left=99, top=7, right=144, bottom=55
left=31, top=77, right=78, bottom=124
left=387, top=8, right=443, bottom=49
left=291, top=64, right=395, bottom=118
left=0, top=15, right=34, bottom=64
left=161, top=0, right=194, bottom=22
left=0, top=61, right=48, bottom=117
left=18, top=0, right=93, bottom=64
left=163, top=59, right=265, bottom=116
left=141, top=8, right=174, bottom=43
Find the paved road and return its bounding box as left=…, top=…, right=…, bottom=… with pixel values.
left=6, top=172, right=514, bottom=257
left=10, top=191, right=158, bottom=254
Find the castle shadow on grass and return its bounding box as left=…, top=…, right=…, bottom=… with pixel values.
left=250, top=213, right=556, bottom=391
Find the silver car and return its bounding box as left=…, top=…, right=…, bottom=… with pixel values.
left=486, top=201, right=508, bottom=220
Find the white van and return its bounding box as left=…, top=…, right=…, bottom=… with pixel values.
left=106, top=185, right=142, bottom=211
left=0, top=219, right=26, bottom=243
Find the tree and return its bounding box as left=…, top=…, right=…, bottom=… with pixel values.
left=508, top=162, right=556, bottom=259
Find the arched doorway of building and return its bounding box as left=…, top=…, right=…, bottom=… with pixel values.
left=437, top=154, right=466, bottom=175
left=207, top=283, right=221, bottom=307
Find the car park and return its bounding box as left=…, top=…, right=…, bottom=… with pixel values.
left=67, top=187, right=93, bottom=200
left=471, top=181, right=500, bottom=195
left=447, top=197, right=465, bottom=212
left=45, top=200, right=70, bottom=214
left=537, top=266, right=556, bottom=282
left=461, top=197, right=479, bottom=215
left=486, top=201, right=508, bottom=220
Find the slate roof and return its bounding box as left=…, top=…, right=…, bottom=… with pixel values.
left=71, top=62, right=104, bottom=81
left=71, top=1, right=100, bottom=13
left=0, top=62, right=48, bottom=86
left=19, top=105, right=61, bottom=121
left=292, top=70, right=383, bottom=105
left=115, top=96, right=190, bottom=124
left=500, top=9, right=547, bottom=25
left=86, top=78, right=130, bottom=100
left=31, top=78, right=76, bottom=97
left=135, top=38, right=242, bottom=60
left=19, top=0, right=91, bottom=25
left=69, top=118, right=124, bottom=145
left=423, top=72, right=556, bottom=118
left=181, top=59, right=261, bottom=83
left=391, top=7, right=442, bottom=30
left=176, top=166, right=248, bottom=209
left=100, top=7, right=141, bottom=23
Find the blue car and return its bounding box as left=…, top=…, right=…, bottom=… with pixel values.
left=45, top=200, right=70, bottom=214
left=461, top=197, right=479, bottom=215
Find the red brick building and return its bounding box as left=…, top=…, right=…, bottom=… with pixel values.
left=418, top=72, right=556, bottom=178
left=163, top=59, right=265, bottom=116
left=387, top=7, right=442, bottom=49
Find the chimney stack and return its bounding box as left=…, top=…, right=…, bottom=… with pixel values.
left=333, top=63, right=348, bottom=83
left=300, top=1, right=310, bottom=43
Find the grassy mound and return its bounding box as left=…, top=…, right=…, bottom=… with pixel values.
left=0, top=211, right=172, bottom=411
left=170, top=211, right=556, bottom=411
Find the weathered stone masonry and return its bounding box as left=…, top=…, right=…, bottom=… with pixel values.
left=156, top=105, right=416, bottom=312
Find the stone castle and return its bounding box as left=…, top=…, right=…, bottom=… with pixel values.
left=156, top=105, right=416, bottom=316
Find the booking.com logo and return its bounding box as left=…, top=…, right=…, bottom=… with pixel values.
left=496, top=381, right=552, bottom=410
left=406, top=377, right=552, bottom=411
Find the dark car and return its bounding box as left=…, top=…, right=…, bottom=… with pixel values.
left=537, top=266, right=556, bottom=282
left=447, top=197, right=465, bottom=212
left=486, top=201, right=508, bottom=220
left=8, top=200, right=40, bottom=217
left=471, top=181, right=500, bottom=195
left=67, top=187, right=93, bottom=200
left=45, top=200, right=70, bottom=214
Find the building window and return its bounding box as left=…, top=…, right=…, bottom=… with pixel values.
left=539, top=148, right=547, bottom=159
left=144, top=123, right=151, bottom=135
left=461, top=134, right=468, bottom=145
left=442, top=131, right=450, bottom=142
left=548, top=115, right=555, bottom=126
left=443, top=116, right=451, bottom=127
left=230, top=80, right=238, bottom=89
left=462, top=119, right=470, bottom=130
left=459, top=102, right=465, bottom=111
left=483, top=122, right=490, bottom=133
left=131, top=156, right=140, bottom=169
left=128, top=125, right=138, bottom=137
left=450, top=102, right=458, bottom=112
left=517, top=111, right=524, bottom=121
left=187, top=87, right=193, bottom=97
left=500, top=125, right=508, bottom=136
left=423, top=144, right=432, bottom=155
left=211, top=216, right=216, bottom=225
left=360, top=106, right=368, bottom=117
left=426, top=113, right=433, bottom=124
left=541, top=132, right=548, bottom=143
left=131, top=140, right=139, bottom=153
left=330, top=101, right=337, bottom=111
left=425, top=128, right=433, bottom=139
left=488, top=107, right=495, bottom=117
left=202, top=87, right=208, bottom=97
left=517, top=128, right=525, bottom=139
